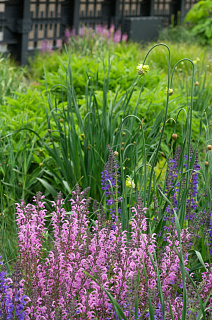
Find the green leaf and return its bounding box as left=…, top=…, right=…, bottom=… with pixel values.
left=36, top=177, right=57, bottom=197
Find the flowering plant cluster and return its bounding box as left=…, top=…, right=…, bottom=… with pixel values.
left=0, top=146, right=212, bottom=319
left=64, top=24, right=128, bottom=45
left=41, top=24, right=128, bottom=55
left=10, top=187, right=212, bottom=318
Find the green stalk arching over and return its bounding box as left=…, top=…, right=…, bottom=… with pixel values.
left=170, top=58, right=195, bottom=228
left=141, top=43, right=171, bottom=207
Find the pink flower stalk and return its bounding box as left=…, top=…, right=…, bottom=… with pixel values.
left=79, top=27, right=85, bottom=37
left=64, top=28, right=71, bottom=44
left=96, top=24, right=107, bottom=36
left=56, top=39, right=62, bottom=50
left=106, top=29, right=111, bottom=39
left=70, top=28, right=76, bottom=37
left=122, top=33, right=128, bottom=42
left=41, top=39, right=52, bottom=54
left=110, top=24, right=115, bottom=34
left=113, top=29, right=122, bottom=43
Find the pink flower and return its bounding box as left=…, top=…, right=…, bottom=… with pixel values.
left=113, top=29, right=121, bottom=43
left=122, top=33, right=128, bottom=42
left=56, top=39, right=62, bottom=49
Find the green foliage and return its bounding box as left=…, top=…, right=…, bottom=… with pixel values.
left=0, top=34, right=212, bottom=318
left=0, top=38, right=211, bottom=261
left=159, top=25, right=195, bottom=44
left=185, top=0, right=212, bottom=45
left=0, top=54, right=29, bottom=105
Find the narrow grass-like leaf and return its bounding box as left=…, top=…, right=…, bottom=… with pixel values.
left=84, top=270, right=128, bottom=320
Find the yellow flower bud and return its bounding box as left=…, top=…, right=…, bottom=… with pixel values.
left=166, top=88, right=174, bottom=96
left=136, top=64, right=149, bottom=76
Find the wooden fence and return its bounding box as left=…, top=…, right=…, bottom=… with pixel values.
left=0, top=0, right=198, bottom=64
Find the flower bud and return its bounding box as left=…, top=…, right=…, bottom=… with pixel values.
left=136, top=64, right=149, bottom=76
left=194, top=81, right=199, bottom=86
left=205, top=161, right=209, bottom=167
left=166, top=88, right=174, bottom=96
left=114, top=151, right=118, bottom=157
left=81, top=134, right=85, bottom=139
left=172, top=133, right=177, bottom=140
left=121, top=147, right=124, bottom=152
left=207, top=145, right=212, bottom=150
left=59, top=118, right=64, bottom=123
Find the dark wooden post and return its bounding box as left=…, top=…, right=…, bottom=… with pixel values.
left=19, top=0, right=31, bottom=65
left=73, top=0, right=80, bottom=34
left=60, top=0, right=80, bottom=37
left=180, top=0, right=186, bottom=22
left=140, top=0, right=151, bottom=16
left=170, top=0, right=181, bottom=24
left=114, top=0, right=120, bottom=28
left=4, top=0, right=31, bottom=64
left=102, top=0, right=116, bottom=27
left=150, top=0, right=155, bottom=16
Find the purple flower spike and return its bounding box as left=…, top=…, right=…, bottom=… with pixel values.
left=101, top=146, right=122, bottom=225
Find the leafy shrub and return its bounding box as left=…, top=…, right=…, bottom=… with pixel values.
left=159, top=25, right=195, bottom=44
left=185, top=0, right=212, bottom=45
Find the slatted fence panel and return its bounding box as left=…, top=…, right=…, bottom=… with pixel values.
left=0, top=0, right=201, bottom=63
